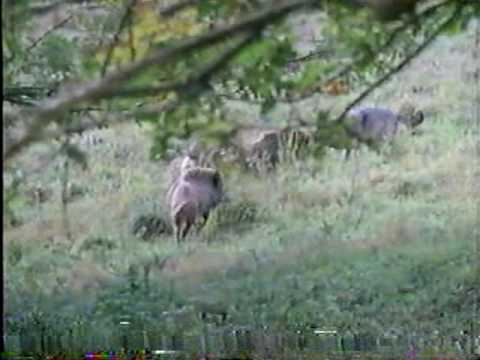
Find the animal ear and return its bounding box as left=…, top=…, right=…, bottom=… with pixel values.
left=187, top=140, right=202, bottom=158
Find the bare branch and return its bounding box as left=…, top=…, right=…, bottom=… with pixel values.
left=60, top=144, right=73, bottom=242
left=282, top=0, right=455, bottom=102
left=4, top=32, right=260, bottom=147
left=210, top=0, right=454, bottom=106
left=26, top=13, right=74, bottom=52
left=20, top=0, right=100, bottom=16
left=158, top=0, right=200, bottom=18
left=127, top=9, right=136, bottom=61
left=287, top=48, right=332, bottom=64
left=188, top=31, right=262, bottom=87
left=112, top=31, right=261, bottom=98
left=101, top=0, right=138, bottom=77
left=4, top=0, right=315, bottom=163
left=335, top=4, right=463, bottom=123
left=47, top=0, right=312, bottom=106
left=4, top=86, right=49, bottom=97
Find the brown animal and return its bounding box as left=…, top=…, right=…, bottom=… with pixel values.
left=248, top=130, right=281, bottom=174
left=240, top=126, right=313, bottom=174
left=278, top=126, right=313, bottom=163
left=167, top=161, right=224, bottom=243
left=166, top=155, right=198, bottom=206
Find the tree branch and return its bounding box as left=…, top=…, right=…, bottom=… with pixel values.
left=26, top=13, right=74, bottom=52
left=282, top=0, right=455, bottom=102
left=101, top=0, right=138, bottom=77
left=4, top=0, right=315, bottom=163
left=3, top=97, right=38, bottom=107
left=6, top=31, right=262, bottom=147
left=19, top=0, right=100, bottom=16
left=287, top=48, right=333, bottom=64
left=4, top=32, right=261, bottom=148
left=111, top=31, right=261, bottom=98
left=209, top=0, right=454, bottom=106
left=334, top=4, right=463, bottom=123
left=157, top=0, right=200, bottom=18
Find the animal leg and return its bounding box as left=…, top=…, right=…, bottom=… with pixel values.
left=181, top=220, right=193, bottom=240
left=345, top=138, right=361, bottom=161
left=198, top=213, right=210, bottom=232
left=193, top=213, right=209, bottom=235
left=174, top=224, right=182, bottom=244
left=344, top=148, right=352, bottom=161
left=174, top=216, right=186, bottom=244
left=174, top=209, right=187, bottom=244
left=371, top=141, right=384, bottom=157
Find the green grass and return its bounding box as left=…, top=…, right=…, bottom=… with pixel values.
left=4, top=23, right=480, bottom=357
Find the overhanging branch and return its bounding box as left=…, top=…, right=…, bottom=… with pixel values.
left=101, top=0, right=138, bottom=77
left=26, top=13, right=74, bottom=52
left=111, top=31, right=261, bottom=98
left=283, top=0, right=455, bottom=103
left=17, top=29, right=261, bottom=140
left=4, top=32, right=261, bottom=148
left=335, top=4, right=463, bottom=123
left=4, top=0, right=315, bottom=162
left=213, top=0, right=456, bottom=106
left=18, top=0, right=100, bottom=16
left=157, top=0, right=200, bottom=18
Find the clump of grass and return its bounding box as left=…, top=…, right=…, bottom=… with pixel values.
left=126, top=191, right=171, bottom=239
left=211, top=199, right=261, bottom=228
left=199, top=197, right=264, bottom=244
left=6, top=241, right=24, bottom=267
left=78, top=235, right=117, bottom=251
left=131, top=213, right=172, bottom=240
left=65, top=182, right=90, bottom=203
left=392, top=177, right=433, bottom=199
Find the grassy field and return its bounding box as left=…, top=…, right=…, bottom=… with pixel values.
left=3, top=19, right=480, bottom=358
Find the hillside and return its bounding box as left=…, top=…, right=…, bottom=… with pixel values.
left=3, top=13, right=480, bottom=359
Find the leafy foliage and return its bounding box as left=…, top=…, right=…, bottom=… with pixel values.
left=95, top=5, right=205, bottom=68
left=3, top=0, right=479, bottom=159
left=149, top=95, right=235, bottom=160
left=3, top=175, right=24, bottom=228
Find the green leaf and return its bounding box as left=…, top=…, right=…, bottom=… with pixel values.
left=260, top=96, right=276, bottom=115
left=233, top=37, right=274, bottom=67
left=37, top=35, right=78, bottom=73
left=443, top=17, right=463, bottom=35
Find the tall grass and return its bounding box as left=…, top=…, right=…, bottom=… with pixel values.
left=4, top=24, right=479, bottom=357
